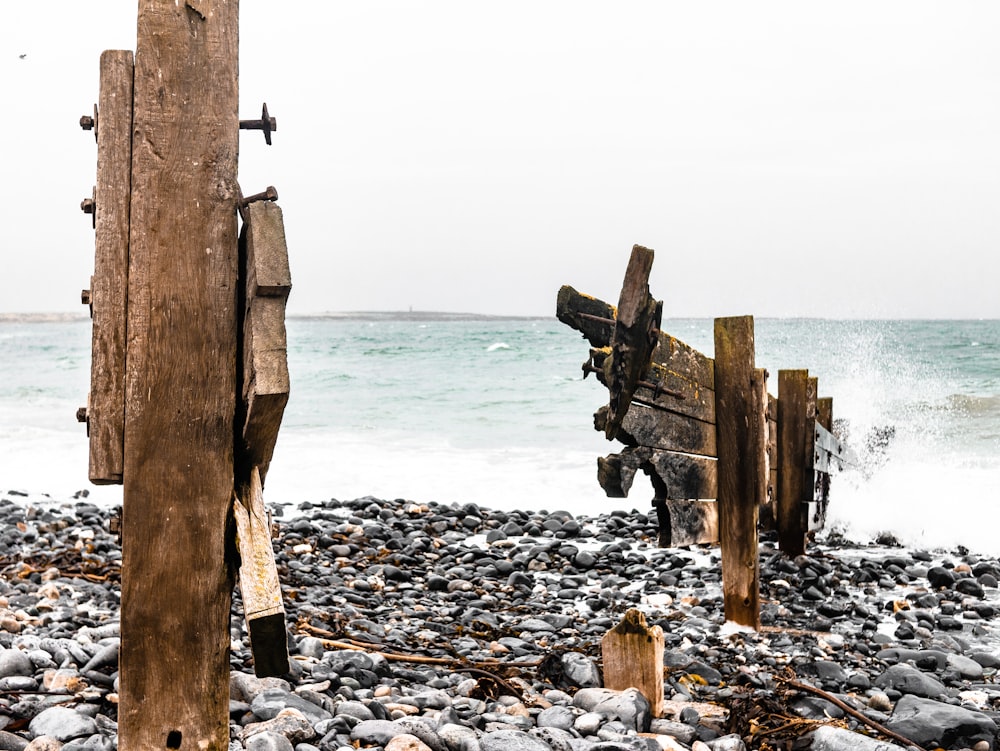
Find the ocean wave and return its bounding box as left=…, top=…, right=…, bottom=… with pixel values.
left=486, top=342, right=510, bottom=352
left=945, top=393, right=1000, bottom=417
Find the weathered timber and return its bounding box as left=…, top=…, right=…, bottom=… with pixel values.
left=817, top=397, right=833, bottom=432
left=239, top=201, right=291, bottom=485
left=601, top=609, right=664, bottom=718
left=777, top=370, right=816, bottom=557
left=597, top=447, right=716, bottom=499
left=651, top=332, right=715, bottom=390
left=604, top=245, right=662, bottom=439
left=763, top=393, right=778, bottom=529
left=87, top=50, right=133, bottom=485
left=234, top=466, right=289, bottom=678
left=555, top=285, right=616, bottom=348
left=713, top=317, right=766, bottom=629
left=652, top=498, right=719, bottom=547
left=119, top=1, right=240, bottom=747
left=590, top=349, right=716, bottom=424
left=595, top=403, right=716, bottom=457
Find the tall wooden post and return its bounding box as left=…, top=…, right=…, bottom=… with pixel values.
left=777, top=370, right=816, bottom=557
left=119, top=1, right=240, bottom=748
left=713, top=317, right=766, bottom=629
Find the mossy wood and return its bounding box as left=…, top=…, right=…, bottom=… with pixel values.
left=601, top=608, right=664, bottom=718
left=119, top=2, right=240, bottom=748
left=85, top=50, right=133, bottom=485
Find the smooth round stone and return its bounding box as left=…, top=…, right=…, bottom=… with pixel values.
left=0, top=648, right=33, bottom=678
left=536, top=705, right=576, bottom=731
left=27, top=706, right=98, bottom=742
left=560, top=652, right=601, bottom=689
left=245, top=731, right=295, bottom=751
left=480, top=730, right=552, bottom=751
left=574, top=711, right=604, bottom=736
left=386, top=734, right=434, bottom=751
left=336, top=700, right=376, bottom=722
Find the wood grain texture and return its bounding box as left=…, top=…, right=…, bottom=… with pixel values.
left=119, top=1, right=240, bottom=748
left=713, top=317, right=765, bottom=629
left=87, top=50, right=133, bottom=484
left=605, top=245, right=661, bottom=438
left=596, top=403, right=716, bottom=458
left=240, top=202, right=290, bottom=485
left=776, top=369, right=816, bottom=557
left=601, top=609, right=664, bottom=718
left=234, top=466, right=289, bottom=677
left=597, top=447, right=717, bottom=500
left=555, top=285, right=616, bottom=348
left=653, top=498, right=719, bottom=547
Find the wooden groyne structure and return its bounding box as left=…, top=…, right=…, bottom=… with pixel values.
left=76, top=3, right=291, bottom=747
left=557, top=245, right=854, bottom=629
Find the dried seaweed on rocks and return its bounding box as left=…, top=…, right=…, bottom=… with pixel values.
left=726, top=685, right=842, bottom=751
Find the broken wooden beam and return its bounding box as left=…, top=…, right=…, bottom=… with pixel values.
left=604, top=245, right=662, bottom=439
left=234, top=466, right=289, bottom=678
left=597, top=446, right=716, bottom=500
left=239, top=200, right=291, bottom=486
left=651, top=498, right=719, bottom=547
left=601, top=608, right=664, bottom=719
left=777, top=370, right=817, bottom=557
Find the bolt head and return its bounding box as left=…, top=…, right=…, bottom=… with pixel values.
left=80, top=115, right=95, bottom=130
left=81, top=198, right=95, bottom=214
left=76, top=407, right=88, bottom=423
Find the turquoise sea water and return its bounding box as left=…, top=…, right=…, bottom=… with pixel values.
left=1, top=315, right=998, bottom=553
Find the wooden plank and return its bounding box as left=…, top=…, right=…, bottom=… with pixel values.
left=651, top=332, right=715, bottom=390
left=653, top=498, right=719, bottom=547
left=597, top=447, right=716, bottom=500
left=595, top=403, right=717, bottom=457
left=234, top=466, right=289, bottom=678
left=239, top=201, right=291, bottom=485
left=119, top=1, right=240, bottom=747
left=713, top=317, right=765, bottom=629
left=601, top=609, right=664, bottom=719
left=817, top=397, right=833, bottom=432
left=604, top=245, right=661, bottom=439
left=777, top=370, right=816, bottom=557
left=87, top=50, right=133, bottom=485
left=590, top=350, right=716, bottom=424
left=556, top=285, right=616, bottom=348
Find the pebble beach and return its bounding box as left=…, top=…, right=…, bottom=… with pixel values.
left=2, top=491, right=1000, bottom=751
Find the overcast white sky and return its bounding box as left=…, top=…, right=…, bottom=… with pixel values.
left=3, top=2, right=999, bottom=318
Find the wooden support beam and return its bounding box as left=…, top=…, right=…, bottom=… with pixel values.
left=87, top=50, right=133, bottom=484
left=597, top=447, right=716, bottom=500
left=713, top=317, right=765, bottom=629
left=604, top=245, right=662, bottom=439
left=652, top=498, right=719, bottom=547
left=601, top=609, right=664, bottom=718
left=234, top=466, right=289, bottom=678
left=239, top=201, right=291, bottom=485
left=555, top=285, right=616, bottom=348
left=777, top=370, right=817, bottom=557
left=119, top=1, right=240, bottom=748
left=595, top=403, right=716, bottom=457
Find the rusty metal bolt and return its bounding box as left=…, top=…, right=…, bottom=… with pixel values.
left=80, top=115, right=95, bottom=130
left=76, top=407, right=88, bottom=423
left=81, top=289, right=92, bottom=305
left=240, top=186, right=279, bottom=207
left=239, top=102, right=277, bottom=145
left=80, top=197, right=95, bottom=214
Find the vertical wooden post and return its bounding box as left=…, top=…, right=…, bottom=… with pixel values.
left=601, top=609, right=664, bottom=718
left=777, top=370, right=816, bottom=557
left=817, top=397, right=833, bottom=432
left=87, top=50, right=133, bottom=484
left=120, top=1, right=240, bottom=748
left=713, top=317, right=765, bottom=629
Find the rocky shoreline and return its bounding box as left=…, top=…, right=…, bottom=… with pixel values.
left=1, top=491, right=1000, bottom=750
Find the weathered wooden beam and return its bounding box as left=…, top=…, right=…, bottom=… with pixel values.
left=595, top=403, right=716, bottom=458
left=601, top=609, right=664, bottom=718
left=87, top=50, right=133, bottom=485
left=597, top=447, right=716, bottom=500
left=590, top=349, right=716, bottom=424
left=119, top=1, right=240, bottom=747
left=652, top=498, right=719, bottom=547
left=604, top=245, right=661, bottom=439
left=234, top=466, right=289, bottom=678
left=239, top=201, right=291, bottom=485
left=777, top=370, right=816, bottom=557
left=714, top=317, right=765, bottom=629
left=651, top=333, right=715, bottom=391
left=556, top=285, right=616, bottom=348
